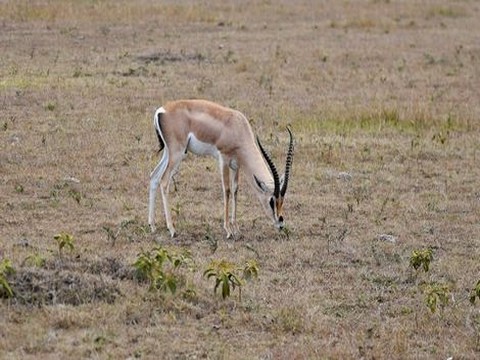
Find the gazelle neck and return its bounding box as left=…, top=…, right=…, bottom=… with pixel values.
left=238, top=143, right=275, bottom=194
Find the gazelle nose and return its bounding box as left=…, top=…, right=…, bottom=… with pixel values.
left=279, top=216, right=284, bottom=223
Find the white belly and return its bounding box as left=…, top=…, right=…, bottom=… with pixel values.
left=187, top=133, right=219, bottom=158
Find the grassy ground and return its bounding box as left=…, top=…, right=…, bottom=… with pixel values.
left=1, top=0, right=480, bottom=359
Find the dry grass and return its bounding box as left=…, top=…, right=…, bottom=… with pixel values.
left=1, top=0, right=480, bottom=359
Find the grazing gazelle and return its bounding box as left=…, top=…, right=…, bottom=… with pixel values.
left=148, top=99, right=294, bottom=238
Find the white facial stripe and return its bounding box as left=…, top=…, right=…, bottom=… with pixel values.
left=269, top=197, right=277, bottom=218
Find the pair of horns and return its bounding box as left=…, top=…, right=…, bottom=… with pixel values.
left=257, top=127, right=294, bottom=198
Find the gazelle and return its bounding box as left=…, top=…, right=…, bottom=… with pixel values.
left=148, top=99, right=294, bottom=238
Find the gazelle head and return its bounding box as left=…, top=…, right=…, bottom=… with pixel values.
left=254, top=127, right=294, bottom=230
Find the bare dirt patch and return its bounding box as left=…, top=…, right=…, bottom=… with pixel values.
left=9, top=267, right=121, bottom=306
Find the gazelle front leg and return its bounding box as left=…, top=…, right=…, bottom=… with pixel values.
left=220, top=157, right=233, bottom=238
left=230, top=166, right=240, bottom=236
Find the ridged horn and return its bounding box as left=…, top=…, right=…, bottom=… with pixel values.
left=257, top=136, right=280, bottom=198
left=280, top=127, right=294, bottom=197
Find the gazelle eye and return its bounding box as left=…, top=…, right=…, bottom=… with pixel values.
left=269, top=197, right=275, bottom=210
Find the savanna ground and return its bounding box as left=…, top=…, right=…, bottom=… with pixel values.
left=1, top=0, right=480, bottom=358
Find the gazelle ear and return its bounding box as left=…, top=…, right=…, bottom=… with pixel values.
left=254, top=175, right=269, bottom=193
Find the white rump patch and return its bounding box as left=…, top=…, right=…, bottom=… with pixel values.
left=154, top=106, right=166, bottom=119
left=153, top=106, right=166, bottom=135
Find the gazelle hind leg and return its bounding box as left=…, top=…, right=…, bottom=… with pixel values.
left=160, top=148, right=185, bottom=237
left=149, top=150, right=169, bottom=232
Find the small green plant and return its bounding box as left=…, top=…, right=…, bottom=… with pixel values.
left=49, top=181, right=84, bottom=205
left=24, top=253, right=46, bottom=268
left=280, top=224, right=292, bottom=239
left=0, top=258, right=15, bottom=298
left=102, top=226, right=117, bottom=244
left=134, top=251, right=156, bottom=279
left=44, top=101, right=56, bottom=111
left=204, top=260, right=242, bottom=300
left=93, top=335, right=107, bottom=351
left=242, top=259, right=259, bottom=281
left=204, top=259, right=259, bottom=301
left=424, top=282, right=450, bottom=313
left=103, top=218, right=149, bottom=244
left=410, top=248, right=433, bottom=272
left=204, top=224, right=218, bottom=254
left=54, top=232, right=75, bottom=254
left=14, top=184, right=24, bottom=193
left=67, top=188, right=82, bottom=204
left=470, top=280, right=480, bottom=305
left=172, top=202, right=181, bottom=216
left=133, top=246, right=193, bottom=294
left=432, top=130, right=449, bottom=145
